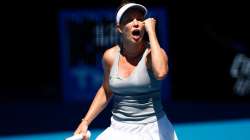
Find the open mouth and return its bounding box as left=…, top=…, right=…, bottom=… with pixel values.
left=132, top=29, right=141, bottom=36
left=131, top=29, right=142, bottom=41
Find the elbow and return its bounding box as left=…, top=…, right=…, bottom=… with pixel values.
left=154, top=69, right=168, bottom=80
left=155, top=73, right=167, bottom=80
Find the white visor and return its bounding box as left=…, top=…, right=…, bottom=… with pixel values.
left=116, top=3, right=148, bottom=25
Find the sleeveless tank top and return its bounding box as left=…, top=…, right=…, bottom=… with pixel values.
left=109, top=46, right=165, bottom=124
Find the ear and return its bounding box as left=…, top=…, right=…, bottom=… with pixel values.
left=116, top=24, right=123, bottom=33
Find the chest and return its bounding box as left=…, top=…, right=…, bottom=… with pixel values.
left=118, top=56, right=141, bottom=79
left=109, top=52, right=161, bottom=95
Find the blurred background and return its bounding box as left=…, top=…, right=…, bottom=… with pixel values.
left=0, top=0, right=249, bottom=139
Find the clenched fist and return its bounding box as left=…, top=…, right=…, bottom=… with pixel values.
left=144, top=18, right=157, bottom=33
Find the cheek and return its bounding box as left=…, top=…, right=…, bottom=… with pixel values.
left=121, top=29, right=130, bottom=38
left=141, top=23, right=145, bottom=29
left=124, top=27, right=130, bottom=32
left=140, top=26, right=146, bottom=34
left=123, top=26, right=131, bottom=34
left=141, top=30, right=145, bottom=35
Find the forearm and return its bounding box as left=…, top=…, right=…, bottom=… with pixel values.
left=82, top=86, right=112, bottom=125
left=148, top=31, right=168, bottom=79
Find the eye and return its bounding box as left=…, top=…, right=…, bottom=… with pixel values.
left=126, top=18, right=134, bottom=23
left=137, top=18, right=144, bottom=21
left=121, top=17, right=133, bottom=24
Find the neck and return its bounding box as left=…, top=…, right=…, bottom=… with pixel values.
left=121, top=41, right=145, bottom=59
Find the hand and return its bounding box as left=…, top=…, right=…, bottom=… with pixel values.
left=74, top=120, right=89, bottom=140
left=144, top=18, right=157, bottom=33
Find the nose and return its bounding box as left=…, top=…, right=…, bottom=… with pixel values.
left=132, top=19, right=139, bottom=28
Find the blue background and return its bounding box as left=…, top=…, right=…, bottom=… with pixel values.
left=0, top=0, right=249, bottom=139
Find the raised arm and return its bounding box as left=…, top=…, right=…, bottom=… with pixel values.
left=144, top=18, right=168, bottom=80
left=74, top=48, right=114, bottom=139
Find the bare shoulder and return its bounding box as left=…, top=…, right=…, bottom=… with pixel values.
left=102, top=45, right=120, bottom=68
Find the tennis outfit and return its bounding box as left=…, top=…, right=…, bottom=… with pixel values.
left=96, top=46, right=178, bottom=140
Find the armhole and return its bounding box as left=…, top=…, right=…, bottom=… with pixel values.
left=145, top=48, right=152, bottom=70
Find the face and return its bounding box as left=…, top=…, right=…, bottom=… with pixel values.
left=118, top=9, right=145, bottom=43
